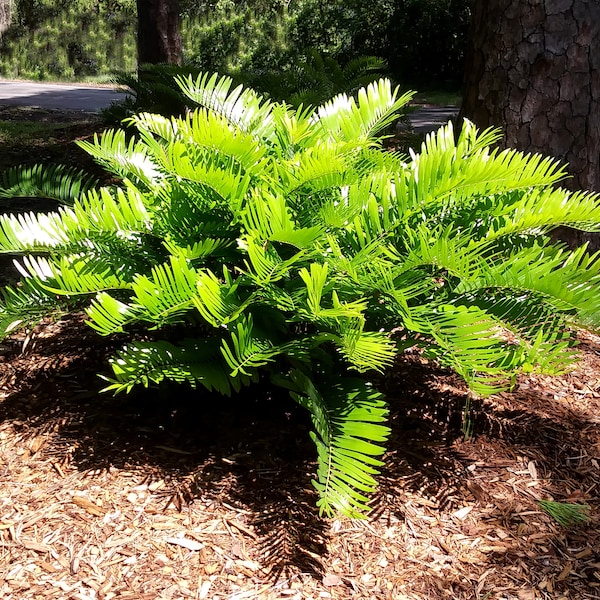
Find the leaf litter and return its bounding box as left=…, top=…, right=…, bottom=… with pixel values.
left=1, top=315, right=598, bottom=599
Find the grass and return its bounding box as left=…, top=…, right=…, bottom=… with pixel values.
left=412, top=88, right=462, bottom=106
left=0, top=119, right=65, bottom=143
left=0, top=108, right=106, bottom=177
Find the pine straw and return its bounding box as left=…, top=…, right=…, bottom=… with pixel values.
left=1, top=316, right=599, bottom=600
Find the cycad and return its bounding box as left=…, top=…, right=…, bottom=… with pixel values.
left=1, top=73, right=600, bottom=518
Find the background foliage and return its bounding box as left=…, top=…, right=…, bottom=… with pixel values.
left=0, top=0, right=470, bottom=85
left=0, top=0, right=136, bottom=79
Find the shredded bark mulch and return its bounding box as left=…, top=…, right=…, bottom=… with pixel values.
left=1, top=315, right=598, bottom=600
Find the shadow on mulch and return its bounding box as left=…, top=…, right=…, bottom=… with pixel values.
left=1, top=314, right=598, bottom=579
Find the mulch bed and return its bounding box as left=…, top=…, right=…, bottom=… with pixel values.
left=0, top=105, right=107, bottom=178
left=1, top=315, right=599, bottom=600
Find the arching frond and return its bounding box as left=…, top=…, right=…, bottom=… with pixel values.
left=0, top=186, right=150, bottom=254
left=78, top=129, right=164, bottom=188
left=401, top=120, right=568, bottom=215
left=220, top=315, right=282, bottom=377
left=86, top=292, right=139, bottom=336
left=104, top=339, right=238, bottom=395
left=241, top=236, right=303, bottom=285
left=337, top=320, right=396, bottom=373
left=176, top=72, right=274, bottom=137
left=193, top=268, right=244, bottom=327
left=315, top=79, right=413, bottom=142
left=129, top=255, right=199, bottom=324
left=455, top=244, right=600, bottom=330
left=0, top=164, right=98, bottom=204
left=163, top=237, right=234, bottom=262
left=414, top=304, right=527, bottom=396
left=0, top=209, right=66, bottom=251
left=15, top=254, right=129, bottom=296
left=0, top=280, right=70, bottom=337
left=290, top=371, right=389, bottom=518
left=485, top=188, right=600, bottom=240
left=240, top=189, right=324, bottom=248
left=132, top=109, right=269, bottom=176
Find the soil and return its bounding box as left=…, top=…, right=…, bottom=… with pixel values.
left=0, top=108, right=599, bottom=600
left=0, top=105, right=108, bottom=178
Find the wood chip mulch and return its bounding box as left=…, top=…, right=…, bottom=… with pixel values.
left=1, top=316, right=599, bottom=599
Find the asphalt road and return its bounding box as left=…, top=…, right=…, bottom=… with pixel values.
left=0, top=80, right=459, bottom=132
left=408, top=105, right=460, bottom=134
left=0, top=81, right=126, bottom=112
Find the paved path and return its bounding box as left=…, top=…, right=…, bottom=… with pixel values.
left=0, top=80, right=460, bottom=132
left=409, top=105, right=460, bottom=133
left=0, top=81, right=125, bottom=112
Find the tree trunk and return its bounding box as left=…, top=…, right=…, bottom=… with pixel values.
left=136, top=0, right=182, bottom=66
left=0, top=0, right=13, bottom=38
left=460, top=0, right=600, bottom=249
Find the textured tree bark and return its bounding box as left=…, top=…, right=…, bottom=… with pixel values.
left=0, top=0, right=13, bottom=38
left=461, top=0, right=600, bottom=248
left=136, top=0, right=182, bottom=66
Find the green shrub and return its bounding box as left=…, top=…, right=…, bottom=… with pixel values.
left=1, top=74, right=600, bottom=517
left=104, top=62, right=203, bottom=123
left=0, top=0, right=136, bottom=79
left=238, top=50, right=389, bottom=109
left=1, top=1, right=469, bottom=85
left=105, top=52, right=390, bottom=125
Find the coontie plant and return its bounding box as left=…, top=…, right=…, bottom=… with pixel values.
left=104, top=52, right=388, bottom=125
left=1, top=74, right=600, bottom=518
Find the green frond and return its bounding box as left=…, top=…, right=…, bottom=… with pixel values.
left=220, top=314, right=282, bottom=377
left=290, top=371, right=389, bottom=518
left=400, top=224, right=484, bottom=280
left=129, top=255, right=199, bottom=324
left=486, top=187, right=600, bottom=240
left=455, top=243, right=600, bottom=330
left=241, top=236, right=301, bottom=285
left=176, top=72, right=274, bottom=137
left=453, top=289, right=576, bottom=374
left=299, top=262, right=330, bottom=318
left=269, top=103, right=319, bottom=153
left=104, top=339, right=237, bottom=395
left=163, top=237, right=234, bottom=262
left=315, top=79, right=413, bottom=142
left=403, top=120, right=568, bottom=214
left=0, top=209, right=66, bottom=252
left=538, top=500, right=591, bottom=527
left=63, top=186, right=150, bottom=237
left=15, top=254, right=129, bottom=296
left=193, top=268, right=244, bottom=327
left=0, top=186, right=150, bottom=254
left=338, top=321, right=396, bottom=373
left=415, top=304, right=525, bottom=395
left=77, top=129, right=164, bottom=188
left=0, top=163, right=98, bottom=204
left=132, top=109, right=268, bottom=176
left=285, top=142, right=359, bottom=195
left=149, top=139, right=253, bottom=207
left=0, top=280, right=68, bottom=338
left=240, top=189, right=324, bottom=249
left=151, top=182, right=239, bottom=246
left=86, top=292, right=139, bottom=335
left=241, top=190, right=286, bottom=239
